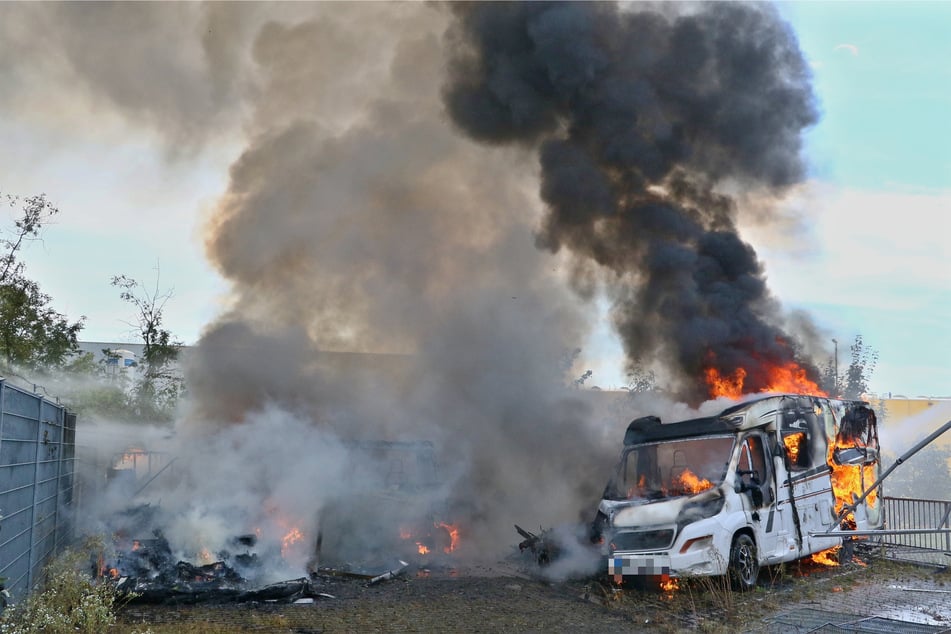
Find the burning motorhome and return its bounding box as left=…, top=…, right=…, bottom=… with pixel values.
left=592, top=394, right=882, bottom=589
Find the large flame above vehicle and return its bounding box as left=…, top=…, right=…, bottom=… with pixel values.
left=704, top=351, right=825, bottom=400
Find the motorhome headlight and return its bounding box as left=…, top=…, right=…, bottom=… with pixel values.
left=676, top=495, right=725, bottom=529
left=679, top=535, right=714, bottom=554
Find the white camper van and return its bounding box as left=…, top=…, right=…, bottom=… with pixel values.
left=591, top=394, right=881, bottom=589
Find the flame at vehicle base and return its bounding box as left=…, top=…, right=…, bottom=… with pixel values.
left=659, top=576, right=680, bottom=593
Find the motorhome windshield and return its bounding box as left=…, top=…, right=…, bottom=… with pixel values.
left=606, top=435, right=734, bottom=501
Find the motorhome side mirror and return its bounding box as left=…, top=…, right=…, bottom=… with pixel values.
left=834, top=446, right=877, bottom=466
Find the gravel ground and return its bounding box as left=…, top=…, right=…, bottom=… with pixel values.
left=117, top=553, right=951, bottom=633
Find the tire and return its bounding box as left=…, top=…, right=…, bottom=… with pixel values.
left=728, top=533, right=759, bottom=591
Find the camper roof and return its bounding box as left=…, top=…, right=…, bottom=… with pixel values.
left=623, top=414, right=735, bottom=445
left=622, top=394, right=843, bottom=445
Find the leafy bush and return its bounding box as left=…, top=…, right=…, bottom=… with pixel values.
left=0, top=538, right=147, bottom=634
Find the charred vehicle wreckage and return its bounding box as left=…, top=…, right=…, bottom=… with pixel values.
left=590, top=394, right=882, bottom=589
left=96, top=441, right=460, bottom=604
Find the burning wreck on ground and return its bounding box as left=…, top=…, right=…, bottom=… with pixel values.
left=87, top=433, right=470, bottom=604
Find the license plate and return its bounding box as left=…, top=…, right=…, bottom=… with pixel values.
left=608, top=555, right=671, bottom=576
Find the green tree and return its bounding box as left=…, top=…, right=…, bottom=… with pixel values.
left=624, top=359, right=657, bottom=394
left=0, top=194, right=85, bottom=373
left=0, top=279, right=84, bottom=371
left=842, top=334, right=878, bottom=399
left=63, top=382, right=131, bottom=421
left=820, top=334, right=878, bottom=399
left=111, top=272, right=183, bottom=421
left=0, top=193, right=58, bottom=284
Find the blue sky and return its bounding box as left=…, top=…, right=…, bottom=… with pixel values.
left=781, top=1, right=951, bottom=190
left=774, top=1, right=950, bottom=397
left=1, top=2, right=948, bottom=398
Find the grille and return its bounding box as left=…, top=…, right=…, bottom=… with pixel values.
left=610, top=528, right=675, bottom=552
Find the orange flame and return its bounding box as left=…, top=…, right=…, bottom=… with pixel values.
left=830, top=463, right=878, bottom=527
left=436, top=522, right=461, bottom=553
left=810, top=546, right=840, bottom=567
left=108, top=567, right=119, bottom=579
left=627, top=474, right=650, bottom=498
left=114, top=447, right=146, bottom=470
left=704, top=360, right=825, bottom=400
left=400, top=523, right=462, bottom=555
left=659, top=577, right=679, bottom=592
left=763, top=362, right=825, bottom=396
left=674, top=468, right=714, bottom=494
left=705, top=367, right=747, bottom=400
left=828, top=437, right=877, bottom=527
left=783, top=432, right=805, bottom=464
left=281, top=528, right=304, bottom=559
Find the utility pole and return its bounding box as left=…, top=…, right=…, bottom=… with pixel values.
left=832, top=338, right=838, bottom=397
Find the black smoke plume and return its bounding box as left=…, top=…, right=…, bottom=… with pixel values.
left=443, top=1, right=821, bottom=403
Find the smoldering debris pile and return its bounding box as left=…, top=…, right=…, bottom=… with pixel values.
left=98, top=510, right=416, bottom=605
left=93, top=477, right=474, bottom=606
left=104, top=533, right=261, bottom=604
left=95, top=505, right=274, bottom=604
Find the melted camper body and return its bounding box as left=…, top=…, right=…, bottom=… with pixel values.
left=592, top=395, right=881, bottom=589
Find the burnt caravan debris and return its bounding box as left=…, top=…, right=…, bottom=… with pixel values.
left=592, top=394, right=881, bottom=589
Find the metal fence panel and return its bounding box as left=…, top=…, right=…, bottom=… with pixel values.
left=882, top=496, right=951, bottom=552
left=0, top=380, right=76, bottom=601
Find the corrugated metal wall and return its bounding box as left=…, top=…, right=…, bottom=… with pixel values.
left=0, top=380, right=76, bottom=600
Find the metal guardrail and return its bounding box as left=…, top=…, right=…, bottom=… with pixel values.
left=0, top=379, right=76, bottom=601
left=882, top=496, right=951, bottom=552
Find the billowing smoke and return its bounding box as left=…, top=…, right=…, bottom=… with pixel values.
left=178, top=2, right=619, bottom=569
left=442, top=2, right=821, bottom=403
left=8, top=1, right=830, bottom=579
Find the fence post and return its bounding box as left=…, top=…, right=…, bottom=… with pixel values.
left=27, top=393, right=43, bottom=590
left=0, top=380, right=5, bottom=490
left=943, top=502, right=951, bottom=553
left=51, top=408, right=63, bottom=557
